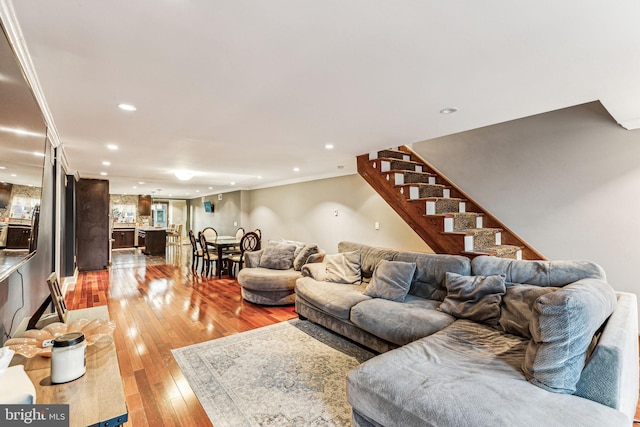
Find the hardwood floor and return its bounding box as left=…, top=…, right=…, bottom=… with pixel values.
left=67, top=247, right=640, bottom=426
left=66, top=247, right=296, bottom=426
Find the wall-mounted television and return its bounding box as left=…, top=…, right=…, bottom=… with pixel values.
left=204, top=201, right=213, bottom=213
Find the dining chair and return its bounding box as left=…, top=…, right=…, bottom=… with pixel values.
left=199, top=232, right=229, bottom=277
left=201, top=226, right=218, bottom=243
left=229, top=231, right=261, bottom=277
left=167, top=224, right=183, bottom=246
left=254, top=228, right=261, bottom=239
left=235, top=227, right=245, bottom=240
left=188, top=230, right=203, bottom=273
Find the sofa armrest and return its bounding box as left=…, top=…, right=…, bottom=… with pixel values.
left=575, top=292, right=638, bottom=420
left=243, top=249, right=263, bottom=268
left=301, top=262, right=326, bottom=281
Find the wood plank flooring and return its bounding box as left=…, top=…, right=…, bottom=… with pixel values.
left=66, top=248, right=296, bottom=426
left=67, top=247, right=640, bottom=426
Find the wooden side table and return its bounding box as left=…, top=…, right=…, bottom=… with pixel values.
left=10, top=338, right=128, bottom=427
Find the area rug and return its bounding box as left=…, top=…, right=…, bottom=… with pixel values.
left=171, top=319, right=375, bottom=427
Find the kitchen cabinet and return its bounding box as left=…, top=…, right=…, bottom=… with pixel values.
left=0, top=182, right=11, bottom=209
left=138, top=228, right=166, bottom=256
left=138, top=195, right=151, bottom=216
left=112, top=229, right=135, bottom=249
left=6, top=225, right=31, bottom=249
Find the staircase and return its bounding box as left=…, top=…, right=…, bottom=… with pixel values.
left=357, top=146, right=545, bottom=260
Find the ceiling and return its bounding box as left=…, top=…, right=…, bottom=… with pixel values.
left=3, top=0, right=640, bottom=197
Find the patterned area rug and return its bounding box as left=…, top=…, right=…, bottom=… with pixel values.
left=172, top=319, right=375, bottom=427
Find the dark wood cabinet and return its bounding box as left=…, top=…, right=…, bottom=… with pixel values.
left=112, top=229, right=135, bottom=249
left=76, top=178, right=109, bottom=271
left=0, top=183, right=12, bottom=209
left=138, top=195, right=151, bottom=216
left=6, top=225, right=31, bottom=249
left=139, top=229, right=166, bottom=255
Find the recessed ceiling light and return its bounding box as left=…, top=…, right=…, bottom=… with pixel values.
left=138, top=181, right=145, bottom=185
left=196, top=190, right=200, bottom=193
left=107, top=144, right=119, bottom=150
left=174, top=170, right=194, bottom=181
left=208, top=187, right=213, bottom=190
left=102, top=161, right=111, bottom=166
left=132, top=186, right=137, bottom=189
left=230, top=182, right=236, bottom=185
left=168, top=194, right=173, bottom=197
left=10, top=173, right=16, bottom=177
left=325, top=144, right=334, bottom=150
left=440, top=107, right=458, bottom=114
left=257, top=176, right=262, bottom=179
left=293, top=167, right=300, bottom=172
left=118, top=103, right=137, bottom=111
left=100, top=172, right=107, bottom=176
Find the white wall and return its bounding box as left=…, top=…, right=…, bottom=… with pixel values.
left=412, top=101, right=640, bottom=324
left=246, top=174, right=431, bottom=254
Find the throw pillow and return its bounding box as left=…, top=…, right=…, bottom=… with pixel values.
left=499, top=284, right=559, bottom=338
left=523, top=278, right=617, bottom=394
left=325, top=250, right=361, bottom=284
left=438, top=272, right=506, bottom=326
left=293, top=244, right=320, bottom=271
left=363, top=260, right=417, bottom=302
left=258, top=243, right=297, bottom=270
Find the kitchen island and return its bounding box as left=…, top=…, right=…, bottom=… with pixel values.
left=137, top=227, right=166, bottom=256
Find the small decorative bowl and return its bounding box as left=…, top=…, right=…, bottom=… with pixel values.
left=3, top=318, right=115, bottom=358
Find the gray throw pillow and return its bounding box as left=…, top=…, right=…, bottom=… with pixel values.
left=293, top=244, right=320, bottom=271
left=325, top=250, right=361, bottom=284
left=438, top=272, right=506, bottom=326
left=499, top=284, right=559, bottom=338
left=523, top=278, right=617, bottom=394
left=258, top=243, right=297, bottom=270
left=364, top=260, right=417, bottom=302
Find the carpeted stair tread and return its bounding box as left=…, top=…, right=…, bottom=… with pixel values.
left=377, top=149, right=409, bottom=160
left=446, top=212, right=482, bottom=230
left=447, top=227, right=502, bottom=235
left=379, top=158, right=425, bottom=172
left=419, top=197, right=465, bottom=214
left=466, top=245, right=522, bottom=258
left=399, top=183, right=447, bottom=198
left=401, top=171, right=438, bottom=184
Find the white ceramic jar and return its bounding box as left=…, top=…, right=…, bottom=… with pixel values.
left=51, top=332, right=86, bottom=384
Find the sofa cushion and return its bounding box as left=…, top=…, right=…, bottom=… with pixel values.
left=325, top=250, right=361, bottom=284
left=338, top=242, right=398, bottom=282
left=438, top=272, right=506, bottom=326
left=393, top=252, right=471, bottom=301
left=258, top=243, right=297, bottom=270
left=471, top=257, right=606, bottom=287
left=295, top=277, right=370, bottom=320
left=523, top=278, right=617, bottom=394
left=499, top=284, right=559, bottom=338
left=363, top=260, right=416, bottom=302
left=350, top=296, right=456, bottom=346
left=293, top=244, right=320, bottom=271
left=347, top=319, right=630, bottom=427
left=237, top=267, right=302, bottom=292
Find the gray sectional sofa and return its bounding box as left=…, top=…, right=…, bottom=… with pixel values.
left=294, top=241, right=639, bottom=427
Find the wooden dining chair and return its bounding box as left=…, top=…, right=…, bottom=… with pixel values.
left=229, top=231, right=261, bottom=277
left=235, top=227, right=245, bottom=240
left=254, top=228, right=261, bottom=239
left=201, top=227, right=218, bottom=243
left=188, top=230, right=203, bottom=273
left=199, top=232, right=229, bottom=277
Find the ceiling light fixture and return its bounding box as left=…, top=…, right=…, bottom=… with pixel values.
left=257, top=176, right=262, bottom=179
left=174, top=170, right=194, bottom=181
left=107, top=144, right=119, bottom=150
left=102, top=161, right=111, bottom=166
left=440, top=107, right=458, bottom=114
left=230, top=182, right=236, bottom=185
left=138, top=181, right=145, bottom=185
left=100, top=172, right=107, bottom=176
left=293, top=167, right=300, bottom=172
left=325, top=144, right=334, bottom=150
left=33, top=151, right=45, bottom=157
left=118, top=103, right=137, bottom=111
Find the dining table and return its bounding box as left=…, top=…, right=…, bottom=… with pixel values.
left=206, top=236, right=241, bottom=278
